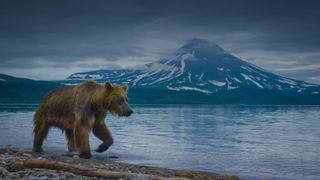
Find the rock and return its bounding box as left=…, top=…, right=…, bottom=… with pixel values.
left=0, top=166, right=8, bottom=176
left=64, top=172, right=75, bottom=178
left=59, top=175, right=66, bottom=180
left=44, top=171, right=58, bottom=178
left=28, top=176, right=39, bottom=180
left=37, top=157, right=46, bottom=160
left=38, top=175, right=49, bottom=180
left=3, top=157, right=14, bottom=164
left=223, top=173, right=239, bottom=180
left=128, top=174, right=151, bottom=180
left=18, top=170, right=27, bottom=177
left=6, top=172, right=20, bottom=179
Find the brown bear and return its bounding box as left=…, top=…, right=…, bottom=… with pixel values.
left=32, top=81, right=133, bottom=158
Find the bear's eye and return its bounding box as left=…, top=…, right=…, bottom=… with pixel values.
left=117, top=98, right=125, bottom=104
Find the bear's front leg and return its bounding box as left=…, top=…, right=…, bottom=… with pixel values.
left=93, top=121, right=113, bottom=153
left=74, top=121, right=91, bottom=158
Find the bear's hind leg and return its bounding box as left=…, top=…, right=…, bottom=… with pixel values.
left=74, top=121, right=91, bottom=158
left=93, top=121, right=113, bottom=153
left=65, top=129, right=75, bottom=152
left=33, top=123, right=49, bottom=153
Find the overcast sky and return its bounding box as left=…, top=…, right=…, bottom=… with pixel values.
left=0, top=0, right=320, bottom=84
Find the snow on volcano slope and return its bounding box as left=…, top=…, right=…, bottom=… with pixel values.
left=66, top=38, right=320, bottom=95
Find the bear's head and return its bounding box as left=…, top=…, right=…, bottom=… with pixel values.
left=104, top=82, right=133, bottom=117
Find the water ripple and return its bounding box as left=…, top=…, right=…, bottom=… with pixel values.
left=0, top=104, right=319, bottom=180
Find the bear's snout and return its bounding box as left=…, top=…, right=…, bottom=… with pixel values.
left=125, top=109, right=133, bottom=117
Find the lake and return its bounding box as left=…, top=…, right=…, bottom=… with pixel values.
left=0, top=104, right=319, bottom=180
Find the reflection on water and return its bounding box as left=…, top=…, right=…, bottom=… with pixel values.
left=0, top=104, right=320, bottom=180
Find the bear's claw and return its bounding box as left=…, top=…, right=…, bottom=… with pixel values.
left=79, top=152, right=92, bottom=159
left=95, top=143, right=109, bottom=153
left=32, top=147, right=43, bottom=153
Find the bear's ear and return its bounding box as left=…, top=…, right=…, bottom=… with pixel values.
left=122, top=84, right=128, bottom=92
left=104, top=82, right=112, bottom=94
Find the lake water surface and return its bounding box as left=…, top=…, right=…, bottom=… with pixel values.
left=0, top=104, right=319, bottom=180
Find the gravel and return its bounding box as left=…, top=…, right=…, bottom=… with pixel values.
left=0, top=147, right=239, bottom=180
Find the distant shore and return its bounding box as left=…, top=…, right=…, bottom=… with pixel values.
left=0, top=145, right=239, bottom=180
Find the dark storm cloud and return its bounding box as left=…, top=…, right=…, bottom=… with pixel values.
left=0, top=0, right=158, bottom=59
left=0, top=0, right=320, bottom=82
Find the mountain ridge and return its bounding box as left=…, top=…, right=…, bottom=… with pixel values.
left=0, top=73, right=319, bottom=104
left=0, top=73, right=61, bottom=103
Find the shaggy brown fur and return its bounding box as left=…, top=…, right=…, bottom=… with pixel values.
left=32, top=81, right=132, bottom=158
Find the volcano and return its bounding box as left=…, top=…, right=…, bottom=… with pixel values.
left=63, top=38, right=320, bottom=104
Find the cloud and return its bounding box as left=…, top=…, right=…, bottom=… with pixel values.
left=230, top=50, right=320, bottom=83
left=274, top=64, right=320, bottom=72
left=0, top=0, right=319, bottom=83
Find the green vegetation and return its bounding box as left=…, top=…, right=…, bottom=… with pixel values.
left=0, top=74, right=61, bottom=103
left=129, top=88, right=320, bottom=105
left=0, top=74, right=319, bottom=104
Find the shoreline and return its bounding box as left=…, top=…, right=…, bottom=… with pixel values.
left=0, top=145, right=239, bottom=180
